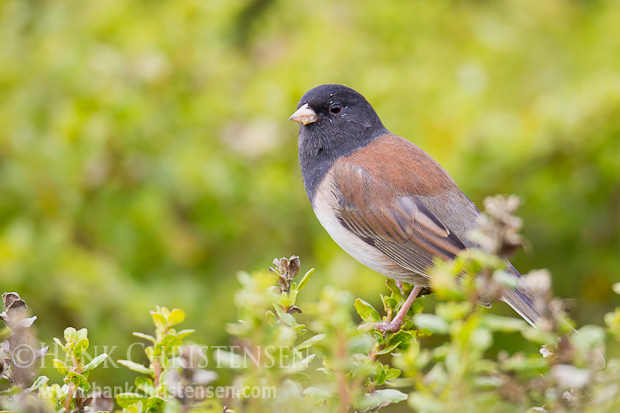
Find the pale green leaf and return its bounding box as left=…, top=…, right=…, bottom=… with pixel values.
left=296, top=268, right=315, bottom=292
left=354, top=298, right=381, bottom=323
left=26, top=376, right=49, bottom=392
left=150, top=311, right=167, bottom=330
left=295, top=334, right=326, bottom=351
left=67, top=371, right=90, bottom=390
left=178, top=329, right=195, bottom=339
left=83, top=353, right=108, bottom=371
left=116, top=393, right=148, bottom=408
left=72, top=338, right=89, bottom=359
left=133, top=332, right=156, bottom=343
left=167, top=309, right=185, bottom=326
left=118, top=359, right=154, bottom=376
left=53, top=359, right=68, bottom=375
left=413, top=314, right=449, bottom=334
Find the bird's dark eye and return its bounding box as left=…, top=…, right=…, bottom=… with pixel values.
left=329, top=103, right=341, bottom=114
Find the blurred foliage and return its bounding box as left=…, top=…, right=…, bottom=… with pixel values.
left=39, top=327, right=110, bottom=412
left=4, top=197, right=620, bottom=412
left=1, top=0, right=619, bottom=396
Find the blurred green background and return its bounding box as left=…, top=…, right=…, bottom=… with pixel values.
left=1, top=0, right=619, bottom=387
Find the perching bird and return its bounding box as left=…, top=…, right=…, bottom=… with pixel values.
left=289, top=84, right=540, bottom=332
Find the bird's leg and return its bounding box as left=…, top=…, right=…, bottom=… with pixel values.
left=395, top=280, right=404, bottom=294
left=375, top=285, right=424, bottom=333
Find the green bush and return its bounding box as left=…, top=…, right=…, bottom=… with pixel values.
left=2, top=197, right=620, bottom=412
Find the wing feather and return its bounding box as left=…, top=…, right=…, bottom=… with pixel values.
left=329, top=136, right=474, bottom=278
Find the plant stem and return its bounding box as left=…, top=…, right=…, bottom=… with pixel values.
left=65, top=382, right=75, bottom=411
left=336, top=333, right=350, bottom=413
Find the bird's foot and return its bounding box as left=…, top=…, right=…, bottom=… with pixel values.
left=374, top=285, right=424, bottom=333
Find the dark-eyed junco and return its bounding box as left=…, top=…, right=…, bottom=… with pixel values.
left=290, top=84, right=540, bottom=332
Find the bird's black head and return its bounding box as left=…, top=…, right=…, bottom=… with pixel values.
left=290, top=84, right=388, bottom=201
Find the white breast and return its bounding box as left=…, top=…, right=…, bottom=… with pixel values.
left=312, top=172, right=425, bottom=284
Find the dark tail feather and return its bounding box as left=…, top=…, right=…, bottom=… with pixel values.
left=502, top=262, right=543, bottom=327
left=501, top=287, right=542, bottom=327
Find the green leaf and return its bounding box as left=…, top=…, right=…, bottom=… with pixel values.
left=413, top=328, right=433, bottom=339
left=133, top=332, right=156, bottom=343
left=377, top=340, right=402, bottom=355
left=0, top=327, right=12, bottom=342
left=76, top=328, right=88, bottom=341
left=84, top=353, right=108, bottom=371
left=178, top=329, right=195, bottom=339
left=147, top=395, right=165, bottom=410
left=135, top=376, right=155, bottom=396
left=372, top=330, right=385, bottom=345
left=521, top=327, right=555, bottom=344
left=390, top=330, right=415, bottom=347
left=408, top=299, right=424, bottom=316
left=296, top=268, right=315, bottom=292
left=72, top=338, right=89, bottom=359
left=0, top=385, right=22, bottom=397
left=480, top=314, right=527, bottom=332
left=280, top=290, right=298, bottom=308
left=53, top=337, right=67, bottom=353
left=159, top=331, right=182, bottom=348
left=409, top=392, right=446, bottom=412
left=67, top=371, right=90, bottom=390
left=293, top=372, right=311, bottom=382
left=381, top=296, right=398, bottom=314
left=475, top=376, right=503, bottom=388
left=167, top=309, right=185, bottom=326
left=26, top=376, right=49, bottom=392
left=298, top=353, right=316, bottom=368
left=279, top=312, right=296, bottom=326
left=226, top=322, right=249, bottom=336
left=150, top=311, right=167, bottom=330
left=214, top=350, right=243, bottom=368
left=116, top=393, right=149, bottom=408
left=357, top=322, right=377, bottom=333
left=273, top=303, right=285, bottom=318
left=502, top=356, right=546, bottom=372
left=574, top=325, right=605, bottom=350
left=348, top=334, right=375, bottom=353
left=125, top=401, right=144, bottom=413
left=360, top=389, right=408, bottom=410
left=435, top=302, right=471, bottom=322
left=385, top=279, right=405, bottom=299
left=385, top=368, right=401, bottom=380
left=64, top=327, right=77, bottom=344
left=53, top=359, right=69, bottom=375
left=354, top=298, right=381, bottom=323
left=374, top=364, right=387, bottom=386
left=118, top=359, right=154, bottom=376
left=294, top=334, right=326, bottom=351
left=413, top=314, right=449, bottom=334
left=303, top=386, right=332, bottom=403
